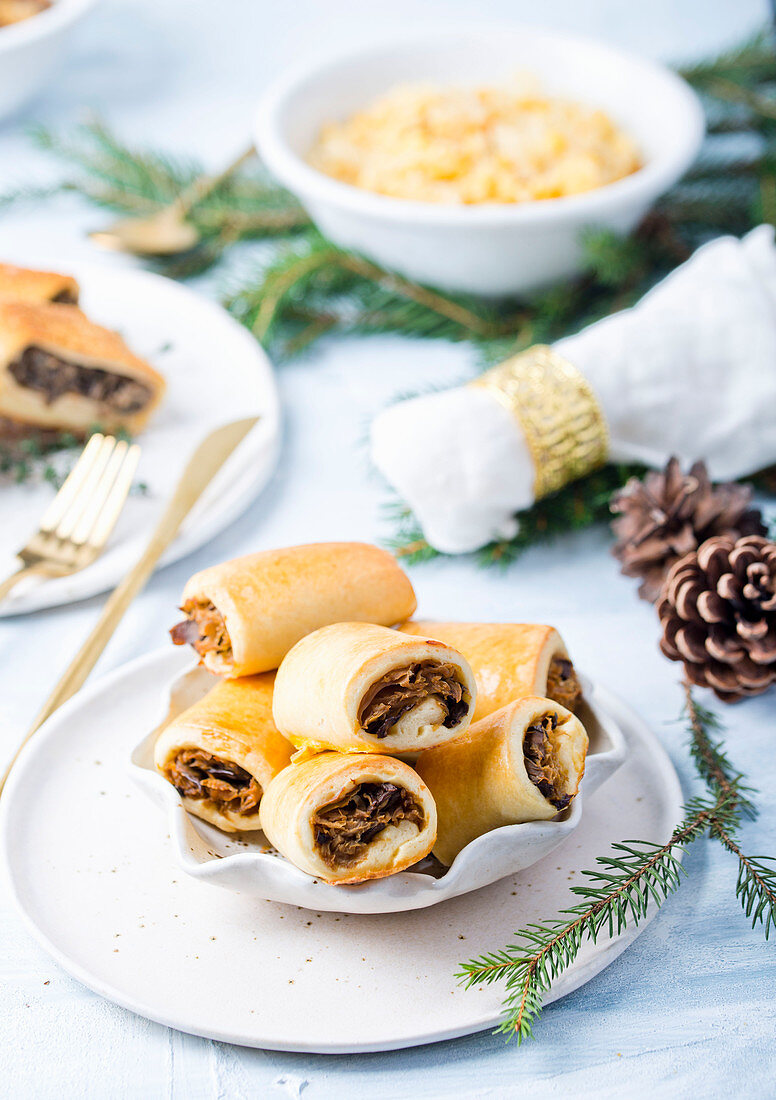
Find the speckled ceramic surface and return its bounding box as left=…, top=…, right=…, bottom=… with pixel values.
left=129, top=659, right=629, bottom=913
left=1, top=647, right=682, bottom=1052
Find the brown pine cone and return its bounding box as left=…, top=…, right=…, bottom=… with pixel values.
left=658, top=534, right=776, bottom=702
left=611, top=457, right=766, bottom=603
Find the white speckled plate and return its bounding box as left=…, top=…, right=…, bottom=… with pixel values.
left=1, top=647, right=683, bottom=1052
left=0, top=260, right=280, bottom=616
left=128, top=661, right=628, bottom=913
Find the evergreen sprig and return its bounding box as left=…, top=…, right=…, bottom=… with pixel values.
left=458, top=685, right=773, bottom=1042
left=1, top=120, right=309, bottom=277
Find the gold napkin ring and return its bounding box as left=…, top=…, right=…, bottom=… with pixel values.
left=470, top=345, right=609, bottom=500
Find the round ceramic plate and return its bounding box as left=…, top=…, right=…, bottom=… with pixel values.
left=0, top=261, right=280, bottom=616
left=1, top=647, right=683, bottom=1053
left=128, top=659, right=628, bottom=913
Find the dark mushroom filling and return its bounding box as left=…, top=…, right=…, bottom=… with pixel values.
left=165, top=749, right=261, bottom=816
left=358, top=660, right=468, bottom=739
left=546, top=655, right=582, bottom=713
left=523, top=711, right=571, bottom=811
left=170, top=598, right=232, bottom=660
left=51, top=289, right=79, bottom=305
left=312, top=782, right=424, bottom=868
left=9, top=346, right=152, bottom=413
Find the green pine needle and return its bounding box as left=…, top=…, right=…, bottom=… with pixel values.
left=0, top=120, right=309, bottom=276
left=458, top=684, right=772, bottom=1042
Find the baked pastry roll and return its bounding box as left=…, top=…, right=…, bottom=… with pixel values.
left=273, top=621, right=476, bottom=756
left=169, top=542, right=417, bottom=677
left=0, top=262, right=79, bottom=304
left=416, top=696, right=589, bottom=865
left=260, top=752, right=437, bottom=883
left=399, top=621, right=582, bottom=721
left=0, top=301, right=165, bottom=437
left=154, top=673, right=293, bottom=832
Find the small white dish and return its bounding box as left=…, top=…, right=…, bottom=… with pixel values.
left=1, top=645, right=682, bottom=1052
left=0, top=259, right=280, bottom=616
left=0, top=0, right=98, bottom=120
left=129, top=662, right=628, bottom=914
left=255, top=27, right=704, bottom=297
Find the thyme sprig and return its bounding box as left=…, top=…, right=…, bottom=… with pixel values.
left=458, top=686, right=774, bottom=1042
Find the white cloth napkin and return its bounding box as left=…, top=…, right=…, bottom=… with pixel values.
left=371, top=227, right=776, bottom=554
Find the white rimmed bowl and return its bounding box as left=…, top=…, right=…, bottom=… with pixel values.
left=0, top=0, right=98, bottom=120
left=130, top=663, right=628, bottom=914
left=254, top=28, right=704, bottom=297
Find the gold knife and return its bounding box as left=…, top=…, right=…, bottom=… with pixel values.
left=0, top=416, right=258, bottom=796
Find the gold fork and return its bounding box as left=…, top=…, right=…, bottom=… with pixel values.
left=0, top=433, right=141, bottom=603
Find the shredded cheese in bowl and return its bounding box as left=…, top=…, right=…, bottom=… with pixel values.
left=308, top=80, right=643, bottom=205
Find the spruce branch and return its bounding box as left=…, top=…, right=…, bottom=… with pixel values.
left=3, top=120, right=309, bottom=275
left=683, top=681, right=757, bottom=820
left=458, top=683, right=772, bottom=1042
left=458, top=794, right=731, bottom=1042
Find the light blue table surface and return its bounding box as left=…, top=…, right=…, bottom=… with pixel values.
left=1, top=2, right=774, bottom=1096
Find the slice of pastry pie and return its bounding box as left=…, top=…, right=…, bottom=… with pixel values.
left=0, top=262, right=79, bottom=305
left=0, top=301, right=165, bottom=438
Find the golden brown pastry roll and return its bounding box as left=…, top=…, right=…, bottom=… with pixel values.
left=273, top=621, right=476, bottom=756
left=260, top=752, right=437, bottom=883
left=154, top=673, right=293, bottom=833
left=399, top=621, right=582, bottom=721
left=0, top=261, right=78, bottom=304
left=169, top=542, right=417, bottom=677
left=416, top=696, right=588, bottom=865
left=0, top=301, right=165, bottom=437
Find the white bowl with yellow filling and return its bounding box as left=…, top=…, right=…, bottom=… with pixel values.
left=254, top=28, right=703, bottom=297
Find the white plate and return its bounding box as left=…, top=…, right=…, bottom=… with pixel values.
left=129, top=660, right=628, bottom=913
left=0, top=261, right=280, bottom=616
left=1, top=647, right=683, bottom=1053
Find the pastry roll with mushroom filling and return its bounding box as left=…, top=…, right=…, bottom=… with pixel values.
left=399, top=621, right=582, bottom=721
left=0, top=301, right=165, bottom=438
left=0, top=261, right=79, bottom=304
left=154, top=673, right=293, bottom=832
left=415, top=696, right=588, bottom=865
left=169, top=542, right=417, bottom=677
left=273, top=621, right=476, bottom=756
left=260, top=753, right=437, bottom=884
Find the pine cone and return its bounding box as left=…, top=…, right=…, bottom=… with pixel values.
left=611, top=458, right=766, bottom=603
left=658, top=535, right=776, bottom=702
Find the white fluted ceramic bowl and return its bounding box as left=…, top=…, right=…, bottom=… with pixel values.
left=130, top=663, right=627, bottom=914
left=254, top=28, right=704, bottom=297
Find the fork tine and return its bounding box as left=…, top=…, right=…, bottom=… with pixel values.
left=52, top=435, right=117, bottom=542
left=69, top=439, right=128, bottom=546
left=72, top=442, right=141, bottom=550
left=38, top=433, right=106, bottom=533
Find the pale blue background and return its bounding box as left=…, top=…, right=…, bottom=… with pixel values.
left=1, top=2, right=775, bottom=1097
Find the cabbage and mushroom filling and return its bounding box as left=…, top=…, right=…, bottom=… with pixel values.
left=312, top=782, right=424, bottom=868
left=165, top=749, right=261, bottom=815
left=523, top=711, right=571, bottom=811
left=170, top=598, right=232, bottom=660
left=9, top=347, right=152, bottom=413
left=358, top=660, right=467, bottom=739
left=546, top=655, right=583, bottom=713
